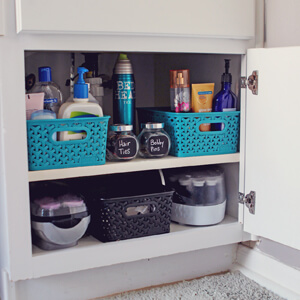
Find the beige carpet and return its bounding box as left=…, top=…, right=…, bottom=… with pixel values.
left=103, top=271, right=285, bottom=300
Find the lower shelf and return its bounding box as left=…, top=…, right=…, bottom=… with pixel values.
left=28, top=153, right=240, bottom=182
left=31, top=215, right=243, bottom=279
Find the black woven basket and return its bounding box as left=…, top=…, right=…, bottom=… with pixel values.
left=87, top=187, right=173, bottom=242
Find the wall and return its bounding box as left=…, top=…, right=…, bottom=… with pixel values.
left=253, top=0, right=300, bottom=270
left=265, top=0, right=300, bottom=48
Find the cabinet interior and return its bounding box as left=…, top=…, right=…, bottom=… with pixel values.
left=25, top=50, right=242, bottom=256
left=25, top=51, right=242, bottom=123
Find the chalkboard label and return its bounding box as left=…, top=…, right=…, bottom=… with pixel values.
left=147, top=135, right=169, bottom=156
left=115, top=137, right=137, bottom=158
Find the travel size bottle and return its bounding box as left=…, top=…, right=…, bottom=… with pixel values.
left=212, top=59, right=237, bottom=131
left=30, top=66, right=63, bottom=115
left=170, top=69, right=190, bottom=112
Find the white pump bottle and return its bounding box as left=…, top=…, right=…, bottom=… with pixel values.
left=58, top=67, right=103, bottom=141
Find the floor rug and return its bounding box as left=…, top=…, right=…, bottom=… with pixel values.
left=103, top=271, right=285, bottom=300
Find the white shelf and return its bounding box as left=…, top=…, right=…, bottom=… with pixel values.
left=31, top=215, right=242, bottom=279
left=28, top=153, right=240, bottom=182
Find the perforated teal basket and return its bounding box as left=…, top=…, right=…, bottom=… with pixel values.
left=27, top=116, right=110, bottom=171
left=137, top=108, right=240, bottom=157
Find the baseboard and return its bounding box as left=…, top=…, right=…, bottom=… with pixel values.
left=233, top=244, right=300, bottom=300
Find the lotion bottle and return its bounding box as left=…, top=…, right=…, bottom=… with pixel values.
left=212, top=59, right=237, bottom=131
left=58, top=67, right=103, bottom=141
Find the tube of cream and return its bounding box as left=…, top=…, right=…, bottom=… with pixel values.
left=191, top=83, right=215, bottom=131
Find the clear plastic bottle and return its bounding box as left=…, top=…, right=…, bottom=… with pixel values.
left=30, top=66, right=63, bottom=115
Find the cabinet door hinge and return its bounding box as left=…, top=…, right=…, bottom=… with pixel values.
left=241, top=71, right=258, bottom=95
left=239, top=191, right=256, bottom=214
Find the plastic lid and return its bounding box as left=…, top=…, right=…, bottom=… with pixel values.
left=74, top=67, right=89, bottom=99
left=110, top=124, right=133, bottom=132
left=192, top=178, right=205, bottom=187
left=206, top=178, right=218, bottom=186
left=178, top=175, right=192, bottom=186
left=39, top=66, right=52, bottom=82
left=31, top=194, right=87, bottom=217
left=31, top=109, right=56, bottom=120
left=142, top=122, right=164, bottom=129
left=119, top=53, right=128, bottom=60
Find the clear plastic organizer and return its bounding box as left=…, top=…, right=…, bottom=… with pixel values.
left=137, top=108, right=240, bottom=157
left=27, top=116, right=110, bottom=171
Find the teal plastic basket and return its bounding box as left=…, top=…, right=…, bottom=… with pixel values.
left=137, top=108, right=240, bottom=157
left=27, top=116, right=110, bottom=171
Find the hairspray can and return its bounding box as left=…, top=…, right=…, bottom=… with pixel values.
left=112, top=54, right=136, bottom=129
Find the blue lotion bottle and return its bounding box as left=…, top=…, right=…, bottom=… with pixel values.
left=212, top=59, right=237, bottom=131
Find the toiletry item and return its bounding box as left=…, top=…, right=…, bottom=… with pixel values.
left=212, top=59, right=238, bottom=131
left=31, top=109, right=57, bottom=140
left=30, top=67, right=63, bottom=115
left=85, top=77, right=104, bottom=107
left=31, top=109, right=56, bottom=120
left=112, top=54, right=136, bottom=129
left=138, top=122, right=171, bottom=158
left=25, top=92, right=44, bottom=120
left=30, top=185, right=90, bottom=250
left=192, top=178, right=205, bottom=205
left=170, top=69, right=190, bottom=112
left=191, top=83, right=215, bottom=131
left=58, top=67, right=103, bottom=141
left=65, top=83, right=97, bottom=103
left=163, top=166, right=226, bottom=226
left=106, top=124, right=139, bottom=161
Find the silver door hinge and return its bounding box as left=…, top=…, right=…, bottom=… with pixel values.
left=241, top=71, right=258, bottom=95
left=239, top=191, right=256, bottom=214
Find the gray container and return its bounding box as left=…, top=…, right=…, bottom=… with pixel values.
left=31, top=193, right=90, bottom=250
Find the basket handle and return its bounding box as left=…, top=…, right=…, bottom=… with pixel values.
left=49, top=126, right=91, bottom=144
left=124, top=202, right=157, bottom=217
left=196, top=118, right=228, bottom=134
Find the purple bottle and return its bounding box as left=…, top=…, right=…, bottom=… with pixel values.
left=212, top=59, right=237, bottom=131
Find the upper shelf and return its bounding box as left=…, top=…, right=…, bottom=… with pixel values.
left=28, top=154, right=240, bottom=182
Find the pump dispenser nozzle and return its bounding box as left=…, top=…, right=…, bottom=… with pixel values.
left=74, top=67, right=89, bottom=100
left=222, top=59, right=232, bottom=83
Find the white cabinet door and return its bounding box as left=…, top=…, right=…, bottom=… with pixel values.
left=15, top=0, right=255, bottom=39
left=243, top=47, right=300, bottom=250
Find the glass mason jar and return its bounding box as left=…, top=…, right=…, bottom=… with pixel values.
left=106, top=124, right=139, bottom=161
left=137, top=122, right=171, bottom=158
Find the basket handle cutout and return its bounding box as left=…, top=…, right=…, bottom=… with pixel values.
left=197, top=119, right=228, bottom=134
left=125, top=203, right=157, bottom=217
left=49, top=126, right=90, bottom=144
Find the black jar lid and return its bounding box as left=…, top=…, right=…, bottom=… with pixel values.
left=110, top=124, right=133, bottom=132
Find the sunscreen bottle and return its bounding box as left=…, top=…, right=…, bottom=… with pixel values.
left=58, top=67, right=103, bottom=141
